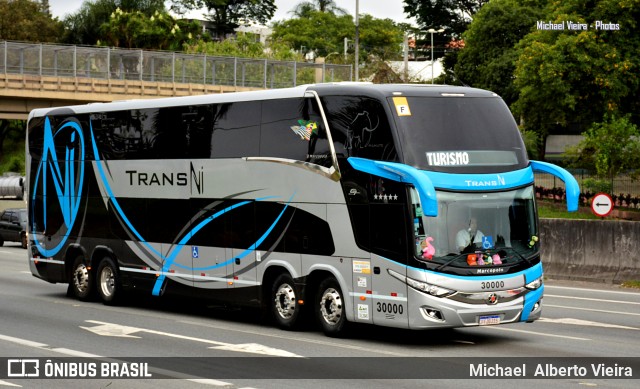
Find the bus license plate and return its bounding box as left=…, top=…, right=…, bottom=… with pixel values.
left=479, top=315, right=501, bottom=325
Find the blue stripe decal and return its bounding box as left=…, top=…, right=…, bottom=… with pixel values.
left=32, top=118, right=85, bottom=257
left=420, top=169, right=534, bottom=191
left=153, top=195, right=293, bottom=294
left=348, top=157, right=438, bottom=216
left=90, top=122, right=165, bottom=259
left=521, top=285, right=543, bottom=321
left=170, top=193, right=295, bottom=272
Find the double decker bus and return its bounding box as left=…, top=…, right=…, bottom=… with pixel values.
left=26, top=83, right=579, bottom=336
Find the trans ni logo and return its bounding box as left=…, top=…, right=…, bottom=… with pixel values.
left=31, top=117, right=85, bottom=257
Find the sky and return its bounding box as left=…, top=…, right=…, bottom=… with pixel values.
left=48, top=0, right=417, bottom=26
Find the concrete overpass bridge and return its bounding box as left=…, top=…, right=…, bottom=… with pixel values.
left=0, top=41, right=352, bottom=120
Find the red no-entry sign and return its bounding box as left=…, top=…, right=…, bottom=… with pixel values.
left=591, top=193, right=613, bottom=217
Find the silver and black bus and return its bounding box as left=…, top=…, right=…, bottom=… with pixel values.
left=26, top=83, right=579, bottom=336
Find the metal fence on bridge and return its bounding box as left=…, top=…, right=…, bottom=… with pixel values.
left=0, top=41, right=352, bottom=89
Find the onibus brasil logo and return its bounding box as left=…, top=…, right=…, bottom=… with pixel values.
left=31, top=117, right=85, bottom=257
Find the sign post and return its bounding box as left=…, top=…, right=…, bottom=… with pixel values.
left=591, top=193, right=613, bottom=217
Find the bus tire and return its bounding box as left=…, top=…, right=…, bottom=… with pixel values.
left=96, top=257, right=122, bottom=305
left=20, top=233, right=27, bottom=249
left=316, top=277, right=348, bottom=337
left=69, top=255, right=94, bottom=301
left=271, top=273, right=301, bottom=330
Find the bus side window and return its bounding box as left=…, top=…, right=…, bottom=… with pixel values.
left=260, top=98, right=331, bottom=166
left=321, top=96, right=398, bottom=162
left=211, top=102, right=261, bottom=158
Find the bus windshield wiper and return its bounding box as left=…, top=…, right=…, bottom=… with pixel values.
left=435, top=253, right=469, bottom=271
left=498, top=247, right=533, bottom=265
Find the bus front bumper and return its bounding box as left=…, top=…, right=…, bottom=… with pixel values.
left=407, top=285, right=543, bottom=329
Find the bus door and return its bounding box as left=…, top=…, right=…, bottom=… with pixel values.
left=368, top=187, right=410, bottom=329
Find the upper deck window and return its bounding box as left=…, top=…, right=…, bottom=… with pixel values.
left=321, top=96, right=398, bottom=162
left=390, top=97, right=528, bottom=173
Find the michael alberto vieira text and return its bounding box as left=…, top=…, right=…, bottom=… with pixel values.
left=470, top=363, right=633, bottom=378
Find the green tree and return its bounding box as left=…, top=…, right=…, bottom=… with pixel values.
left=513, top=0, right=640, bottom=151
left=186, top=32, right=297, bottom=60
left=271, top=11, right=403, bottom=61
left=567, top=115, right=640, bottom=180
left=402, top=0, right=488, bottom=38
left=453, top=0, right=545, bottom=105
left=358, top=15, right=404, bottom=61
left=0, top=0, right=63, bottom=42
left=0, top=120, right=25, bottom=175
left=288, top=0, right=347, bottom=17
left=271, top=10, right=353, bottom=58
left=169, top=0, right=276, bottom=39
left=62, top=0, right=165, bottom=45
left=99, top=8, right=203, bottom=50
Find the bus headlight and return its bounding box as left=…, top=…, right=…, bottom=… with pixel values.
left=525, top=276, right=542, bottom=290
left=388, top=269, right=455, bottom=297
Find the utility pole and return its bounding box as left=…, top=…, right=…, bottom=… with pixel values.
left=355, top=0, right=359, bottom=81
left=403, top=31, right=409, bottom=82
left=427, top=28, right=444, bottom=84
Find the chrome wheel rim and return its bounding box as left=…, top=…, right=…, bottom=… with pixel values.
left=73, top=264, right=90, bottom=294
left=100, top=266, right=115, bottom=298
left=320, top=288, right=342, bottom=325
left=274, top=283, right=296, bottom=320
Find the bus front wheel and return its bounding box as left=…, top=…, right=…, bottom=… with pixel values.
left=316, top=277, right=348, bottom=337
left=96, top=257, right=122, bottom=305
left=271, top=273, right=301, bottom=330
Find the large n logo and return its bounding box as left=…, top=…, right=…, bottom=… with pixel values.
left=31, top=117, right=85, bottom=257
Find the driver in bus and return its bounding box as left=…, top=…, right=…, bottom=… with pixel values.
left=456, top=217, right=485, bottom=252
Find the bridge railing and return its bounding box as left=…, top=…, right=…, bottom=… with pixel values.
left=0, top=41, right=352, bottom=88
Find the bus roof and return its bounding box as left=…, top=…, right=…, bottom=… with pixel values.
left=27, top=83, right=498, bottom=121
left=308, top=83, right=498, bottom=99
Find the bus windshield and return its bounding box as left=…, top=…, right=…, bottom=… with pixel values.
left=410, top=186, right=538, bottom=269
left=391, top=97, right=528, bottom=174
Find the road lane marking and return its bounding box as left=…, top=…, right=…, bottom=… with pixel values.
left=546, top=294, right=640, bottom=305
left=80, top=322, right=142, bottom=338
left=545, top=304, right=640, bottom=317
left=83, top=320, right=302, bottom=357
left=49, top=348, right=102, bottom=357
left=187, top=379, right=233, bottom=386
left=485, top=326, right=590, bottom=340
left=546, top=285, right=640, bottom=296
left=179, top=319, right=408, bottom=356
left=0, top=380, right=21, bottom=387
left=0, top=334, right=48, bottom=348
left=538, top=317, right=639, bottom=331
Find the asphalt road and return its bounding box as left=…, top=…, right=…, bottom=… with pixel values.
left=1, top=242, right=638, bottom=388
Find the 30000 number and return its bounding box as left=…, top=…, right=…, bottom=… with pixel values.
left=376, top=302, right=404, bottom=315
left=480, top=281, right=505, bottom=290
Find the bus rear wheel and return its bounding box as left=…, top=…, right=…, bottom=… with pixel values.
left=271, top=273, right=301, bottom=330
left=69, top=256, right=94, bottom=301
left=316, top=278, right=348, bottom=337
left=96, top=257, right=122, bottom=305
